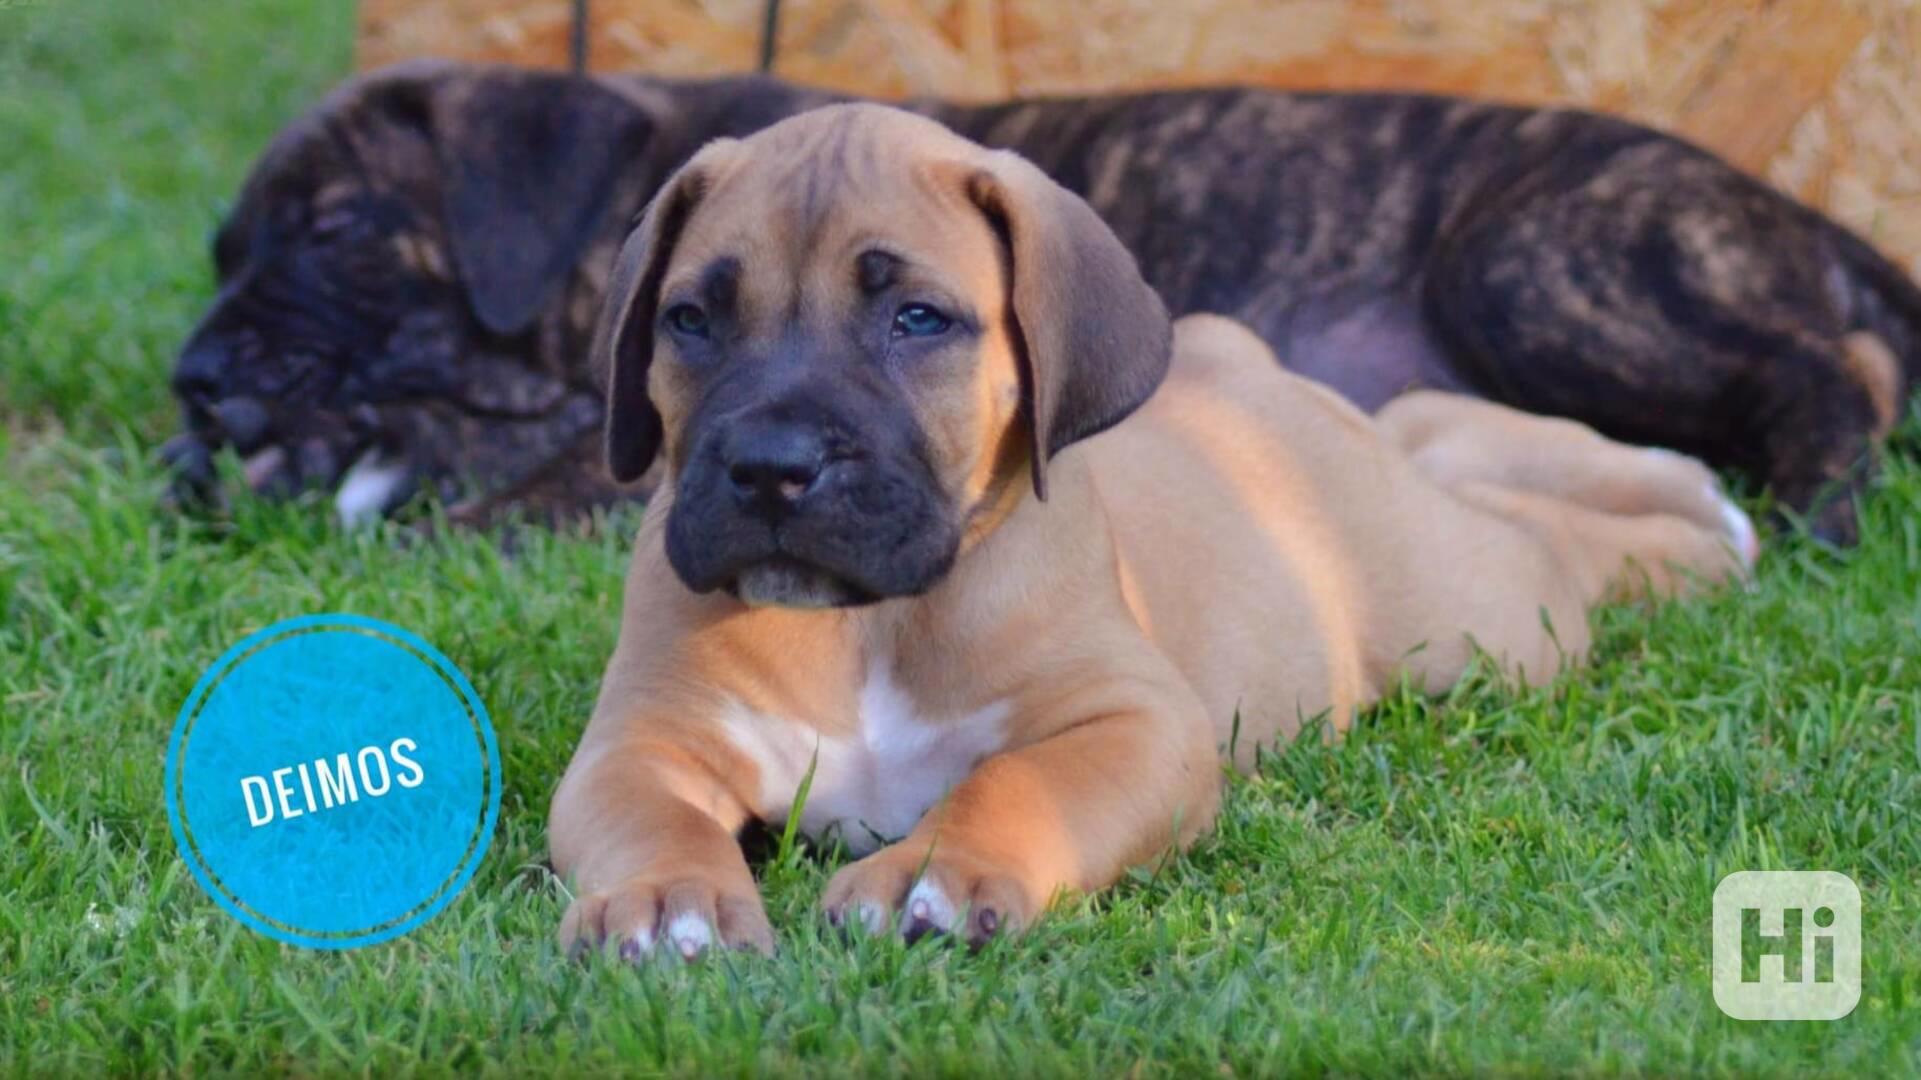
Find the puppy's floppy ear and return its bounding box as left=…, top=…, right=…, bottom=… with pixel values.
left=429, top=73, right=655, bottom=336
left=594, top=151, right=725, bottom=483
left=963, top=150, right=1172, bottom=499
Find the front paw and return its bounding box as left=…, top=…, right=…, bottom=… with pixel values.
left=559, top=874, right=775, bottom=961
left=820, top=840, right=1041, bottom=947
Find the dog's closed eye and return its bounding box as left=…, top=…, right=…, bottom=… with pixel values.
left=311, top=208, right=361, bottom=239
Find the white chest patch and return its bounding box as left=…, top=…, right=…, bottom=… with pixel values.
left=720, top=661, right=1010, bottom=856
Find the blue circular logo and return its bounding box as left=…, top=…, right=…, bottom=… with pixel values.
left=165, top=615, right=501, bottom=949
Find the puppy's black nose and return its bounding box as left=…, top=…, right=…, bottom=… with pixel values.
left=173, top=340, right=226, bottom=405
left=722, top=423, right=828, bottom=514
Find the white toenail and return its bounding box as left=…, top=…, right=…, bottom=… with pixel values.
left=904, top=879, right=956, bottom=932
left=667, top=911, right=714, bottom=958
left=1715, top=493, right=1760, bottom=567
left=855, top=901, right=890, bottom=935
left=631, top=923, right=657, bottom=956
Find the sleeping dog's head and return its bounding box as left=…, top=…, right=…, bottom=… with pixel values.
left=595, top=104, right=1171, bottom=607
left=167, top=61, right=666, bottom=515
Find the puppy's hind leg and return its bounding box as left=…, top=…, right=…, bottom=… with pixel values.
left=1377, top=391, right=1759, bottom=569
left=1364, top=405, right=1750, bottom=696
left=1448, top=482, right=1749, bottom=607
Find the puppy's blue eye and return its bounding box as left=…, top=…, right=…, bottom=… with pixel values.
left=892, top=303, right=952, bottom=338
left=663, top=303, right=709, bottom=337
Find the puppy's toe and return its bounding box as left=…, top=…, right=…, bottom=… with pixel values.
left=901, top=876, right=959, bottom=942
left=821, top=855, right=915, bottom=937
left=1632, top=446, right=1761, bottom=573
left=604, top=885, right=664, bottom=960
left=715, top=892, right=778, bottom=957
left=558, top=892, right=610, bottom=959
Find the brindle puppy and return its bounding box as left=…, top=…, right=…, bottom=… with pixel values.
left=168, top=60, right=1921, bottom=541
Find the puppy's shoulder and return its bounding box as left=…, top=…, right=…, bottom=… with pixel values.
left=1113, top=315, right=1375, bottom=478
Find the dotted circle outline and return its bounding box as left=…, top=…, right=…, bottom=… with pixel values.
left=164, top=614, right=501, bottom=949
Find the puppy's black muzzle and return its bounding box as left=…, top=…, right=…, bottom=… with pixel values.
left=664, top=384, right=963, bottom=605
left=172, top=334, right=271, bottom=450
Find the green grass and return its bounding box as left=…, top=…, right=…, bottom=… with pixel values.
left=4, top=3, right=1920, bottom=1075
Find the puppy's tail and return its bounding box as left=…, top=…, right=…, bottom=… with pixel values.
left=1824, top=220, right=1921, bottom=425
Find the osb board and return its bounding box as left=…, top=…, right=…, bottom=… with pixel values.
left=356, top=0, right=1921, bottom=277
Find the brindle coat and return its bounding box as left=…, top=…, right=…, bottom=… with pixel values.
left=169, top=60, right=1921, bottom=541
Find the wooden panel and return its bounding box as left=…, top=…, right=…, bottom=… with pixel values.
left=356, top=0, right=1921, bottom=276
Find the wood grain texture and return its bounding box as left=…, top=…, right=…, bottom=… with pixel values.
left=355, top=0, right=1921, bottom=276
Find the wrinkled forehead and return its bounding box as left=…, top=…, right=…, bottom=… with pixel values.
left=663, top=113, right=1004, bottom=304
